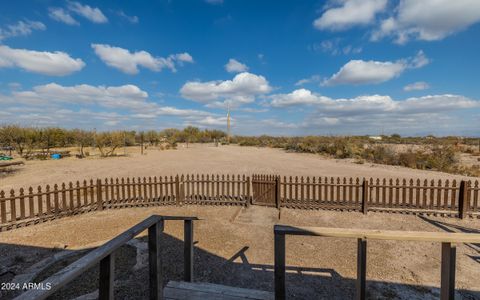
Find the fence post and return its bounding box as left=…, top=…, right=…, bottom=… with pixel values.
left=458, top=180, right=469, bottom=219
left=175, top=175, right=182, bottom=206
left=356, top=238, right=367, bottom=300
left=246, top=176, right=251, bottom=206
left=274, top=229, right=286, bottom=300
left=276, top=176, right=281, bottom=209
left=97, top=179, right=103, bottom=211
left=149, top=219, right=164, bottom=300
left=184, top=219, right=194, bottom=282
left=440, top=242, right=456, bottom=300
left=362, top=179, right=369, bottom=215
left=244, top=176, right=251, bottom=207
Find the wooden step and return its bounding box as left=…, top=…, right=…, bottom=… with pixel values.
left=164, top=281, right=274, bottom=300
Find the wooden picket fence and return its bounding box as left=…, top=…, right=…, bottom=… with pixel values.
left=0, top=174, right=479, bottom=231
left=279, top=176, right=480, bottom=217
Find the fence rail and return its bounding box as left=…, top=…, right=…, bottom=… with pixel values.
left=1, top=174, right=479, bottom=230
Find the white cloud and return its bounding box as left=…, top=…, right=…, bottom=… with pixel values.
left=324, top=60, right=405, bottom=86
left=67, top=1, right=108, bottom=24
left=116, top=11, right=139, bottom=24
left=12, top=83, right=150, bottom=109
left=0, top=83, right=216, bottom=129
left=372, top=0, right=480, bottom=43
left=295, top=75, right=321, bottom=86
left=180, top=72, right=272, bottom=108
left=270, top=89, right=330, bottom=107
left=0, top=20, right=46, bottom=41
left=323, top=51, right=429, bottom=86
left=314, top=0, right=387, bottom=30
left=175, top=53, right=194, bottom=64
left=404, top=81, right=430, bottom=91
left=225, top=58, right=248, bottom=73
left=49, top=8, right=79, bottom=25
left=265, top=89, right=479, bottom=135
left=0, top=45, right=85, bottom=76
left=91, top=44, right=193, bottom=74
left=268, top=89, right=478, bottom=115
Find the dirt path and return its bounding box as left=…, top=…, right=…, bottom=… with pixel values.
left=0, top=206, right=479, bottom=299
left=1, top=144, right=476, bottom=191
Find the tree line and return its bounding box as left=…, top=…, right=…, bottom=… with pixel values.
left=0, top=125, right=226, bottom=158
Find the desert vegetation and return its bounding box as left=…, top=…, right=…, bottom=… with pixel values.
left=0, top=125, right=226, bottom=158
left=231, top=135, right=480, bottom=177
left=1, top=125, right=479, bottom=176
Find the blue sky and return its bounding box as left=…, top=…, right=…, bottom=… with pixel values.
left=0, top=0, right=479, bottom=136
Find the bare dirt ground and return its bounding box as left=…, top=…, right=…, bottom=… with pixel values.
left=1, top=143, right=477, bottom=191
left=0, top=206, right=479, bottom=299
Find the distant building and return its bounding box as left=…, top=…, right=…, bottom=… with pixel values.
left=369, top=136, right=382, bottom=140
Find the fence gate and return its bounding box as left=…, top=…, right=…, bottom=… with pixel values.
left=252, top=174, right=279, bottom=207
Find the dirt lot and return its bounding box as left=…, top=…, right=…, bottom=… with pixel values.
left=1, top=144, right=477, bottom=191
left=0, top=206, right=479, bottom=299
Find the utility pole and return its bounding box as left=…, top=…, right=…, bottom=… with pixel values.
left=123, top=131, right=127, bottom=156
left=227, top=104, right=231, bottom=144
left=140, top=132, right=144, bottom=155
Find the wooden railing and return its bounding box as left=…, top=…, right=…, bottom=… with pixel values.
left=1, top=175, right=479, bottom=231
left=14, top=215, right=198, bottom=300
left=273, top=225, right=480, bottom=300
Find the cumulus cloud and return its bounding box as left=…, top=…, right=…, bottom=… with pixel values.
left=48, top=8, right=79, bottom=25
left=0, top=83, right=215, bottom=129
left=295, top=75, right=322, bottom=86
left=404, top=81, right=430, bottom=91
left=0, top=45, right=85, bottom=76
left=67, top=1, right=108, bottom=24
left=372, top=0, right=480, bottom=43
left=265, top=89, right=479, bottom=135
left=180, top=72, right=272, bottom=108
left=12, top=83, right=150, bottom=109
left=323, top=51, right=429, bottom=86
left=91, top=44, right=193, bottom=74
left=225, top=59, right=248, bottom=73
left=314, top=0, right=387, bottom=30
left=270, top=89, right=330, bottom=107
left=268, top=88, right=478, bottom=114
left=0, top=20, right=46, bottom=41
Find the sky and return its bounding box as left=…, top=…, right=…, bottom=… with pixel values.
left=0, top=0, right=479, bottom=136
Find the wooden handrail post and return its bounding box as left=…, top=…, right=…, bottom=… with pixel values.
left=184, top=219, right=194, bottom=282
left=362, top=179, right=369, bottom=215
left=99, top=253, right=114, bottom=300
left=440, top=242, right=456, bottom=300
left=458, top=180, right=469, bottom=219
left=149, top=220, right=164, bottom=300
left=274, top=231, right=286, bottom=300
left=275, top=176, right=281, bottom=209
left=356, top=238, right=367, bottom=300
left=97, top=179, right=103, bottom=211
